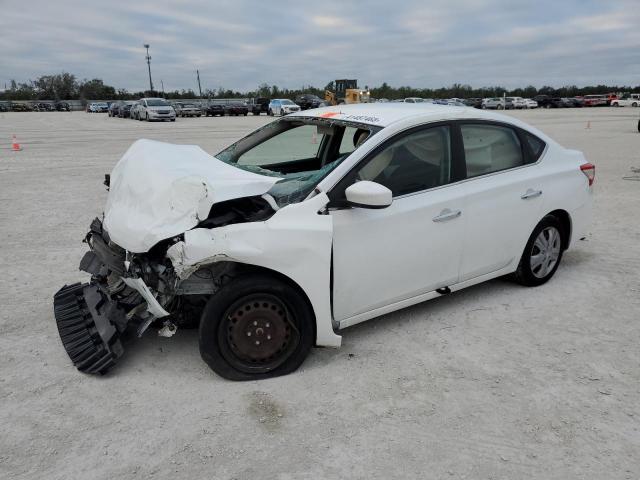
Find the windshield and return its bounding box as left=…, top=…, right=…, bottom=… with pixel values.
left=216, top=119, right=380, bottom=206
left=281, top=99, right=295, bottom=105
left=146, top=99, right=169, bottom=106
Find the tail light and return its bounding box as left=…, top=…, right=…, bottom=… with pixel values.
left=580, top=163, right=595, bottom=186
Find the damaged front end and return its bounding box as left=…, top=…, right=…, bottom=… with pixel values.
left=53, top=217, right=230, bottom=374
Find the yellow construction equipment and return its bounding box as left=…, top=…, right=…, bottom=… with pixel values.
left=324, top=79, right=371, bottom=105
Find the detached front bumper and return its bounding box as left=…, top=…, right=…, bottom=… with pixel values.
left=53, top=218, right=174, bottom=374
left=54, top=283, right=126, bottom=374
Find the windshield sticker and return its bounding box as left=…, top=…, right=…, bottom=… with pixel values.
left=318, top=111, right=381, bottom=124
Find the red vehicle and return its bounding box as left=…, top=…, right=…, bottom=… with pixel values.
left=582, top=95, right=607, bottom=107
left=605, top=93, right=618, bottom=105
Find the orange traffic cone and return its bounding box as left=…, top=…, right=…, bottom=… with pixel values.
left=585, top=121, right=591, bottom=130
left=11, top=134, right=22, bottom=151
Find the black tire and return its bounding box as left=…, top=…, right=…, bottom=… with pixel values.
left=268, top=108, right=273, bottom=116
left=513, top=215, right=565, bottom=287
left=637, top=119, right=640, bottom=133
left=199, top=274, right=314, bottom=381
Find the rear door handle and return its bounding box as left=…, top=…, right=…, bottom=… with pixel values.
left=432, top=208, right=462, bottom=222
left=521, top=189, right=542, bottom=200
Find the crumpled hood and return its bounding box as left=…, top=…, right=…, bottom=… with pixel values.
left=103, top=139, right=279, bottom=253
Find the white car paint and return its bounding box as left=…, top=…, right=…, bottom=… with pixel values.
left=524, top=99, right=539, bottom=108
left=611, top=94, right=640, bottom=107
left=268, top=99, right=301, bottom=116
left=138, top=97, right=176, bottom=121
left=102, top=103, right=592, bottom=351
left=104, top=139, right=279, bottom=253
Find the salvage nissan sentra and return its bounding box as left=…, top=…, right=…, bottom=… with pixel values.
left=54, top=103, right=594, bottom=380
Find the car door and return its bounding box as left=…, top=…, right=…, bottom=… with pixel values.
left=330, top=124, right=466, bottom=323
left=456, top=121, right=546, bottom=282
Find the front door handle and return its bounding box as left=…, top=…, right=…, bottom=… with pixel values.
left=432, top=208, right=462, bottom=222
left=521, top=189, right=542, bottom=200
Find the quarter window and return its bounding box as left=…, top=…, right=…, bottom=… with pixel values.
left=524, top=132, right=546, bottom=160
left=461, top=124, right=524, bottom=177
left=355, top=126, right=452, bottom=197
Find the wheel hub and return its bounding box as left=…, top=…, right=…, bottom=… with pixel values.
left=530, top=226, right=561, bottom=279
left=226, top=296, right=294, bottom=366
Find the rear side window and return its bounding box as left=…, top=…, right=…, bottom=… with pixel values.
left=461, top=124, right=524, bottom=177
left=524, top=132, right=546, bottom=161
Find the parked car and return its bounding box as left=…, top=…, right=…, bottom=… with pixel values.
left=129, top=101, right=142, bottom=120
left=532, top=95, right=552, bottom=108
left=117, top=102, right=135, bottom=118
left=582, top=95, right=607, bottom=107
left=55, top=101, right=71, bottom=111
left=246, top=97, right=270, bottom=115
left=605, top=93, right=618, bottom=105
left=295, top=94, right=325, bottom=110
left=611, top=94, right=640, bottom=107
left=137, top=98, right=176, bottom=121
left=33, top=102, right=54, bottom=111
left=505, top=97, right=527, bottom=109
left=482, top=97, right=504, bottom=109
left=223, top=102, right=249, bottom=116
left=523, top=99, right=538, bottom=109
left=403, top=97, right=427, bottom=103
left=53, top=103, right=594, bottom=380
left=87, top=102, right=109, bottom=113
left=204, top=102, right=225, bottom=117
left=464, top=98, right=483, bottom=109
left=108, top=102, right=120, bottom=117
left=268, top=99, right=301, bottom=116
left=174, top=103, right=202, bottom=117
left=534, top=96, right=567, bottom=108
left=11, top=103, right=32, bottom=112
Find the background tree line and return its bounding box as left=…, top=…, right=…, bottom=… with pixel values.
left=2, top=72, right=639, bottom=102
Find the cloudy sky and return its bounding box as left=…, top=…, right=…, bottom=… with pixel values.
left=1, top=0, right=639, bottom=92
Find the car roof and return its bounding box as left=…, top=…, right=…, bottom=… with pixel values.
left=288, top=102, right=518, bottom=128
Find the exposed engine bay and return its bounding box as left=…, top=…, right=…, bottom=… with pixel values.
left=54, top=195, right=275, bottom=374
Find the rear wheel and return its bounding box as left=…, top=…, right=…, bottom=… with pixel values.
left=513, top=215, right=565, bottom=286
left=199, top=274, right=314, bottom=381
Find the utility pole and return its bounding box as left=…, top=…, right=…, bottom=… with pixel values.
left=144, top=44, right=154, bottom=94
left=196, top=70, right=203, bottom=98
left=161, top=80, right=165, bottom=97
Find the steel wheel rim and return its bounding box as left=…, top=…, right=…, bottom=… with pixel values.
left=530, top=226, right=561, bottom=279
left=219, top=294, right=299, bottom=373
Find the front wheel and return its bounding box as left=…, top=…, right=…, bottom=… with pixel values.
left=513, top=215, right=565, bottom=286
left=268, top=109, right=273, bottom=116
left=199, top=274, right=314, bottom=381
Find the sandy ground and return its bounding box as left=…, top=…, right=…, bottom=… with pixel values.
left=0, top=108, right=639, bottom=480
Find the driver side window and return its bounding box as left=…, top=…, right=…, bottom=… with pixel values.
left=356, top=126, right=452, bottom=197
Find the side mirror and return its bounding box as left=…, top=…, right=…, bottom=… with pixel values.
left=345, top=181, right=392, bottom=209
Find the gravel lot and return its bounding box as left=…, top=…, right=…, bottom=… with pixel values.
left=1, top=108, right=639, bottom=480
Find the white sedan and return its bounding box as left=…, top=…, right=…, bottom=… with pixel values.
left=54, top=104, right=594, bottom=380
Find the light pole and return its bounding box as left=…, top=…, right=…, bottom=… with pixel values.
left=144, top=44, right=154, bottom=94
